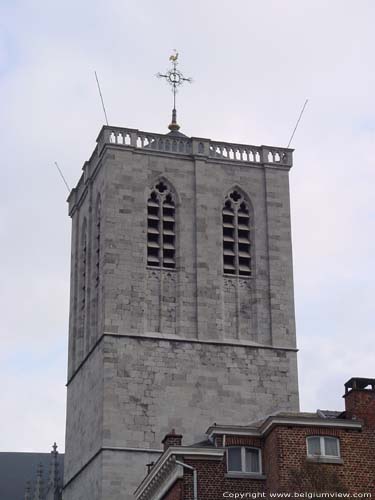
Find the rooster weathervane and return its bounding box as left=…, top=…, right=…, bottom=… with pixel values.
left=156, top=50, right=192, bottom=132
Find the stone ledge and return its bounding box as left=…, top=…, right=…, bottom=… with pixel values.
left=63, top=446, right=163, bottom=489
left=306, top=456, right=344, bottom=465
left=224, top=472, right=266, bottom=480
left=67, top=331, right=298, bottom=386
left=105, top=331, right=298, bottom=352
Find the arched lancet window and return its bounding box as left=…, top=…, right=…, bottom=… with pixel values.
left=147, top=180, right=176, bottom=269
left=95, top=196, right=101, bottom=287
left=222, top=189, right=252, bottom=276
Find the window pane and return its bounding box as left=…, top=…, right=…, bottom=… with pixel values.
left=245, top=449, right=260, bottom=473
left=307, top=437, right=321, bottom=456
left=227, top=448, right=242, bottom=471
left=324, top=437, right=339, bottom=457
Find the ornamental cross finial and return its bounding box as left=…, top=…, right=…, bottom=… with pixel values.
left=157, top=50, right=192, bottom=132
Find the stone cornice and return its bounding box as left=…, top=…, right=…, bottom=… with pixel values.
left=134, top=447, right=224, bottom=500
left=207, top=416, right=363, bottom=439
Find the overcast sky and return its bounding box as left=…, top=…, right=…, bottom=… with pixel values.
left=1, top=0, right=374, bottom=452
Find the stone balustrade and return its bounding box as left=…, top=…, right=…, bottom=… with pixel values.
left=95, top=126, right=293, bottom=167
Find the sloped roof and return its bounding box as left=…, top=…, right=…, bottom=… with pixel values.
left=0, top=452, right=64, bottom=500
left=207, top=408, right=361, bottom=437
left=187, top=439, right=214, bottom=448
left=245, top=409, right=343, bottom=427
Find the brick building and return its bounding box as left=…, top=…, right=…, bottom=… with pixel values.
left=135, top=378, right=375, bottom=499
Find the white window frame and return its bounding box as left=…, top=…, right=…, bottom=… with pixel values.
left=306, top=436, right=340, bottom=458
left=226, top=446, right=262, bottom=474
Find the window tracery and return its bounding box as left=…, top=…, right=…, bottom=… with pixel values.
left=147, top=181, right=176, bottom=269
left=222, top=189, right=252, bottom=276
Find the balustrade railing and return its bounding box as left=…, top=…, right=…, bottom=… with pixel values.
left=209, top=142, right=262, bottom=163
left=99, top=127, right=192, bottom=156
left=96, top=126, right=292, bottom=166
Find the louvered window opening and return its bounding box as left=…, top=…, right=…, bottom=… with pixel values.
left=223, top=190, right=251, bottom=276
left=147, top=181, right=176, bottom=269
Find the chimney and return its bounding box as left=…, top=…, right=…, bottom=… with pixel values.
left=162, top=429, right=183, bottom=451
left=146, top=462, right=155, bottom=474
left=344, top=377, right=375, bottom=427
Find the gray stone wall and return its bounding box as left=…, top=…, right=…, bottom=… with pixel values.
left=64, top=344, right=103, bottom=483
left=63, top=335, right=298, bottom=500
left=66, top=145, right=297, bottom=372
left=102, top=336, right=299, bottom=450
left=63, top=449, right=160, bottom=500
left=97, top=148, right=296, bottom=348
left=102, top=450, right=160, bottom=500
left=64, top=134, right=298, bottom=500
left=63, top=453, right=102, bottom=500
left=67, top=162, right=106, bottom=378
left=264, top=167, right=296, bottom=346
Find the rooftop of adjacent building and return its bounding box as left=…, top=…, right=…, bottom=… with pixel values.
left=0, top=444, right=64, bottom=500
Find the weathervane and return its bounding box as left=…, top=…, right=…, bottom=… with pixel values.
left=157, top=50, right=192, bottom=132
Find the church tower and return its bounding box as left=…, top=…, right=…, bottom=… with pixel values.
left=63, top=60, right=299, bottom=500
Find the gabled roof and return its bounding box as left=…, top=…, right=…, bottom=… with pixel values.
left=134, top=446, right=224, bottom=500
left=317, top=409, right=344, bottom=419
left=186, top=439, right=214, bottom=448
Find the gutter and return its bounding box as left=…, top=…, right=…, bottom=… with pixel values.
left=134, top=446, right=224, bottom=499
left=175, top=459, right=198, bottom=500
left=207, top=417, right=363, bottom=440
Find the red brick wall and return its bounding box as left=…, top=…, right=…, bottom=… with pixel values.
left=163, top=479, right=183, bottom=500
left=263, top=426, right=280, bottom=491
left=225, top=435, right=262, bottom=447
left=162, top=432, right=183, bottom=451
left=160, top=421, right=375, bottom=499
left=179, top=458, right=266, bottom=500
left=273, top=425, right=375, bottom=494
left=345, top=389, right=375, bottom=427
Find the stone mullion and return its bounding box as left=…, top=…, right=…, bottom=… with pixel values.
left=159, top=196, right=163, bottom=267
left=234, top=206, right=240, bottom=275
left=158, top=196, right=163, bottom=332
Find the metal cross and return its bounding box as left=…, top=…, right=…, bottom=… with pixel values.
left=157, top=50, right=192, bottom=132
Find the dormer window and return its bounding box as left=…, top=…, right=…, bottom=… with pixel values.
left=307, top=436, right=340, bottom=458
left=227, top=447, right=261, bottom=474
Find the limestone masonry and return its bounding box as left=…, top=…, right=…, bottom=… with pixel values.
left=63, top=126, right=299, bottom=499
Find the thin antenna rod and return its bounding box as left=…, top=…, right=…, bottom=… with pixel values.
left=287, top=99, right=309, bottom=148
left=54, top=161, right=71, bottom=193
left=94, top=70, right=109, bottom=126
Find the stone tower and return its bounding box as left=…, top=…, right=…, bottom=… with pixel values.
left=63, top=124, right=299, bottom=499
